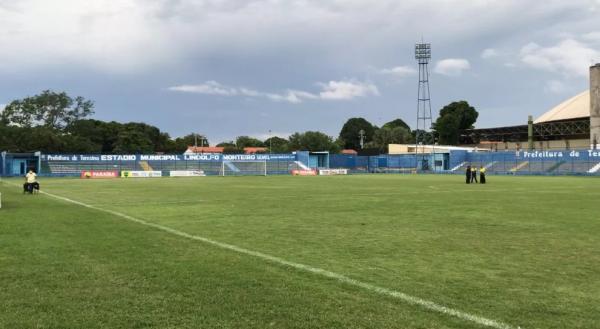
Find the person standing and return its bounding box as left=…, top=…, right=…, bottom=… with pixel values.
left=471, top=166, right=478, bottom=184
left=480, top=166, right=486, bottom=184
left=465, top=165, right=471, bottom=184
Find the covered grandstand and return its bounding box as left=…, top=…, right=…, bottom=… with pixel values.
left=462, top=90, right=591, bottom=151
left=463, top=64, right=600, bottom=151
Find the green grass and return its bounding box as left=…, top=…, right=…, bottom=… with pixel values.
left=1, top=175, right=599, bottom=329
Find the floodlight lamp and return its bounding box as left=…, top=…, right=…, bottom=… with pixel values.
left=415, top=43, right=431, bottom=62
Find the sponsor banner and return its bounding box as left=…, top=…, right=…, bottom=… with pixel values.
left=121, top=171, right=162, bottom=178
left=319, top=168, right=348, bottom=176
left=169, top=170, right=206, bottom=177
left=42, top=153, right=297, bottom=162
left=515, top=150, right=600, bottom=159
left=80, top=170, right=119, bottom=179
left=291, top=169, right=317, bottom=176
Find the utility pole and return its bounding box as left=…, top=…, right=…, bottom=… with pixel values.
left=359, top=129, right=365, bottom=149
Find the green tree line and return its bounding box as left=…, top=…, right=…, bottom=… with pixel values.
left=1, top=90, right=478, bottom=154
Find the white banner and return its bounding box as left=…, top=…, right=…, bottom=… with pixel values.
left=121, top=171, right=162, bottom=178
left=169, top=170, right=206, bottom=177
left=318, top=168, right=348, bottom=176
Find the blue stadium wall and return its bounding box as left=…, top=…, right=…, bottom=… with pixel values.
left=35, top=153, right=309, bottom=177
left=0, top=152, right=40, bottom=176
left=329, top=149, right=600, bottom=175
left=3, top=149, right=600, bottom=176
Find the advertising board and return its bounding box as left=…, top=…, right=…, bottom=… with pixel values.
left=291, top=169, right=317, bottom=176
left=319, top=169, right=348, bottom=176
left=121, top=171, right=162, bottom=178
left=169, top=170, right=206, bottom=177
left=80, top=171, right=119, bottom=179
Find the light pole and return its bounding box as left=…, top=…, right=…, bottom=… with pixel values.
left=269, top=130, right=272, bottom=154
left=359, top=129, right=365, bottom=149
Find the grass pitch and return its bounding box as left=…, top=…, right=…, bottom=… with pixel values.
left=1, top=175, right=599, bottom=329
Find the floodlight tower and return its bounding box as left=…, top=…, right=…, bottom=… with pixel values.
left=415, top=42, right=433, bottom=171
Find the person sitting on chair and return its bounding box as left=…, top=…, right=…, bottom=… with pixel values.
left=24, top=170, right=38, bottom=194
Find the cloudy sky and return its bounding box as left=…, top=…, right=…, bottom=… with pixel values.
left=1, top=0, right=599, bottom=143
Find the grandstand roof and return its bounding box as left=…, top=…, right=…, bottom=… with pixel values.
left=534, top=90, right=590, bottom=124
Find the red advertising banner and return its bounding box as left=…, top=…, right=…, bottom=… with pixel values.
left=291, top=169, right=317, bottom=176
left=80, top=170, right=119, bottom=179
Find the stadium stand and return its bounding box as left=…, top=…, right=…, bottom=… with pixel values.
left=510, top=161, right=529, bottom=173
left=588, top=162, right=600, bottom=173
left=3, top=148, right=599, bottom=177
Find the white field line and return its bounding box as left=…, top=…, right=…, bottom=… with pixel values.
left=6, top=182, right=520, bottom=329
left=450, top=162, right=466, bottom=171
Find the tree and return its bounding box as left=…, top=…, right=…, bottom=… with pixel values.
left=217, top=141, right=242, bottom=154
left=413, top=129, right=435, bottom=145
left=382, top=118, right=411, bottom=131
left=235, top=136, right=264, bottom=148
left=372, top=126, right=413, bottom=152
left=216, top=141, right=236, bottom=148
left=433, top=101, right=478, bottom=145
left=65, top=119, right=113, bottom=152
left=339, top=117, right=375, bottom=150
left=264, top=136, right=289, bottom=153
left=112, top=129, right=154, bottom=153
left=288, top=131, right=340, bottom=153
left=1, top=91, right=214, bottom=154
left=1, top=90, right=94, bottom=129
left=168, top=134, right=209, bottom=153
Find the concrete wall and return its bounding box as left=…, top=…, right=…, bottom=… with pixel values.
left=591, top=64, right=600, bottom=148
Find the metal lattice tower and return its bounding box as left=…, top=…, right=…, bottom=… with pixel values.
left=415, top=43, right=432, bottom=170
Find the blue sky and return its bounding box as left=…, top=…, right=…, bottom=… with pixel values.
left=1, top=0, right=599, bottom=143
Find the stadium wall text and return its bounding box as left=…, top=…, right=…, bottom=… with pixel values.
left=517, top=150, right=600, bottom=159
left=42, top=154, right=296, bottom=162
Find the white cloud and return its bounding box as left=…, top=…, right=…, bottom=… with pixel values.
left=265, top=90, right=319, bottom=104
left=582, top=31, right=600, bottom=41
left=168, top=80, right=378, bottom=103
left=168, top=81, right=238, bottom=96
left=434, top=58, right=471, bottom=76
left=544, top=80, right=567, bottom=94
left=318, top=80, right=380, bottom=100
left=379, top=66, right=417, bottom=78
left=519, top=39, right=599, bottom=77
left=481, top=48, right=499, bottom=59
left=1, top=1, right=597, bottom=74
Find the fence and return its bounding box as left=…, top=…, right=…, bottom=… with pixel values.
left=330, top=150, right=600, bottom=176
left=36, top=154, right=303, bottom=177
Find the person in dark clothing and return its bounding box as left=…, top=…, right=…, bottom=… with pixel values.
left=471, top=166, right=478, bottom=183
left=466, top=165, right=471, bottom=184
left=480, top=166, right=486, bottom=184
